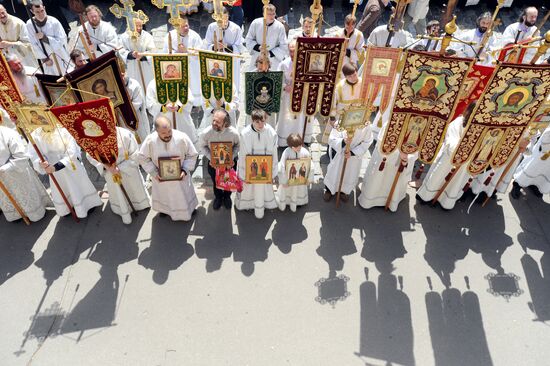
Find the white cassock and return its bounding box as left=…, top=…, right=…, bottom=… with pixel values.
left=417, top=116, right=472, bottom=209
left=452, top=28, right=495, bottom=65
left=324, top=124, right=373, bottom=195
left=245, top=18, right=288, bottom=71
left=419, top=37, right=442, bottom=52
left=163, top=29, right=203, bottom=105
left=14, top=66, right=45, bottom=104
left=138, top=130, right=198, bottom=221
left=513, top=126, right=550, bottom=194
left=235, top=124, right=278, bottom=219
left=342, top=29, right=365, bottom=68
left=0, top=14, right=37, bottom=68
left=146, top=79, right=197, bottom=145
left=87, top=127, right=150, bottom=224
left=358, top=109, right=416, bottom=212
left=276, top=57, right=314, bottom=146
left=277, top=146, right=314, bottom=212
left=204, top=20, right=245, bottom=93
left=125, top=76, right=151, bottom=143
left=501, top=22, right=538, bottom=64
left=470, top=146, right=523, bottom=196
left=119, top=30, right=156, bottom=93
left=75, top=20, right=120, bottom=58
left=0, top=108, right=16, bottom=130
left=368, top=25, right=414, bottom=48
left=26, top=16, right=69, bottom=75
left=0, top=126, right=50, bottom=222
left=326, top=77, right=364, bottom=138
left=29, top=127, right=102, bottom=218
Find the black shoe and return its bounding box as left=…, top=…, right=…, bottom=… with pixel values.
left=223, top=196, right=232, bottom=209
left=415, top=194, right=428, bottom=205
left=213, top=198, right=222, bottom=210
left=510, top=182, right=521, bottom=199
left=528, top=185, right=543, bottom=198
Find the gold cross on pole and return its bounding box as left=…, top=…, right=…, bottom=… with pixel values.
left=111, top=0, right=149, bottom=38
left=151, top=0, right=189, bottom=27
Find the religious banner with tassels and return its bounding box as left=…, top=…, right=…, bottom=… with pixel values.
left=360, top=46, right=402, bottom=112
left=152, top=54, right=189, bottom=108
left=0, top=53, right=23, bottom=120
left=381, top=50, right=473, bottom=164
left=199, top=50, right=233, bottom=102
left=50, top=97, right=118, bottom=165
left=451, top=63, right=494, bottom=120
left=35, top=74, right=79, bottom=107
left=291, top=37, right=346, bottom=116
left=451, top=62, right=550, bottom=176
left=244, top=71, right=283, bottom=115
left=64, top=50, right=139, bottom=131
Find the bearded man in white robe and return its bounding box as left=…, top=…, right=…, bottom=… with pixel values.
left=26, top=0, right=69, bottom=76
left=0, top=5, right=36, bottom=69
left=87, top=127, right=150, bottom=224
left=0, top=125, right=50, bottom=222
left=119, top=19, right=156, bottom=95
left=501, top=7, right=538, bottom=64
left=29, top=126, right=102, bottom=218
left=235, top=109, right=278, bottom=219
left=204, top=7, right=245, bottom=93
left=75, top=5, right=120, bottom=58
left=146, top=79, right=197, bottom=146
left=452, top=12, right=496, bottom=65
left=138, top=115, right=198, bottom=221
left=163, top=15, right=203, bottom=106
left=245, top=4, right=288, bottom=71
left=7, top=54, right=45, bottom=104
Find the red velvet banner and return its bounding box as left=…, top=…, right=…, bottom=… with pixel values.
left=50, top=97, right=118, bottom=165
left=0, top=53, right=23, bottom=120
left=361, top=46, right=402, bottom=112
left=451, top=64, right=495, bottom=120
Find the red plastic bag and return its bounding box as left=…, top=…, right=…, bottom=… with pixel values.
left=215, top=167, right=243, bottom=192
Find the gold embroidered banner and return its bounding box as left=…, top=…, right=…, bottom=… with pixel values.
left=360, top=46, right=402, bottom=112
left=452, top=63, right=550, bottom=175
left=0, top=53, right=23, bottom=120
left=381, top=50, right=473, bottom=163
left=291, top=37, right=346, bottom=117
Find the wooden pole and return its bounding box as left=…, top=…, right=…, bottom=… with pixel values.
left=431, top=166, right=458, bottom=205
left=385, top=158, right=407, bottom=211
left=113, top=173, right=137, bottom=216
left=301, top=115, right=310, bottom=145
left=335, top=130, right=354, bottom=208
left=167, top=33, right=177, bottom=129
left=0, top=178, right=30, bottom=225
left=481, top=149, right=521, bottom=207
left=132, top=37, right=148, bottom=97
left=78, top=32, right=94, bottom=61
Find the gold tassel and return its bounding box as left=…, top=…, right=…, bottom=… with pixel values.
left=34, top=83, right=40, bottom=98
left=112, top=172, right=122, bottom=184
left=378, top=157, right=386, bottom=171
left=161, top=105, right=167, bottom=113
left=134, top=132, right=141, bottom=145
left=70, top=161, right=76, bottom=170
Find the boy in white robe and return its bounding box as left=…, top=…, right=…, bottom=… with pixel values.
left=235, top=109, right=278, bottom=219
left=26, top=1, right=69, bottom=75
left=416, top=103, right=476, bottom=210
left=146, top=79, right=197, bottom=146
left=341, top=14, right=365, bottom=70
left=87, top=127, right=150, bottom=224
left=138, top=116, right=198, bottom=221
left=118, top=19, right=156, bottom=94
left=277, top=134, right=314, bottom=212
left=0, top=6, right=37, bottom=69
left=163, top=15, right=203, bottom=106
left=511, top=126, right=550, bottom=199
left=74, top=5, right=120, bottom=58
left=501, top=7, right=538, bottom=63
left=0, top=125, right=50, bottom=222
left=245, top=4, right=288, bottom=71
left=29, top=126, right=102, bottom=218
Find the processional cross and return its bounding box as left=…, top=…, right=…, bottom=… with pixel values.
left=110, top=0, right=149, bottom=39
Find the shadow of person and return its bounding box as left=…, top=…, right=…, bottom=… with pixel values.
left=194, top=205, right=237, bottom=272
left=521, top=251, right=550, bottom=322
left=509, top=194, right=550, bottom=252
left=425, top=282, right=493, bottom=366
left=232, top=209, right=274, bottom=276
left=271, top=206, right=308, bottom=254
left=415, top=202, right=469, bottom=288
left=0, top=210, right=54, bottom=286
left=138, top=214, right=195, bottom=284
left=357, top=267, right=415, bottom=366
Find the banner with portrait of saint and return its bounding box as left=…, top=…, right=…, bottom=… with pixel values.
left=0, top=53, right=23, bottom=120
left=152, top=54, right=189, bottom=106
left=199, top=51, right=233, bottom=102
left=14, top=103, right=57, bottom=132
left=451, top=63, right=550, bottom=175
left=50, top=97, right=119, bottom=165
left=244, top=71, right=283, bottom=115
left=451, top=63, right=495, bottom=120
left=35, top=74, right=79, bottom=107
left=291, top=37, right=346, bottom=116
left=65, top=50, right=139, bottom=131
left=361, top=46, right=402, bottom=112
left=381, top=50, right=473, bottom=163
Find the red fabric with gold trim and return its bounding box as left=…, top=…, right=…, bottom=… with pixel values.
left=451, top=64, right=494, bottom=120
left=0, top=54, right=23, bottom=120
left=497, top=40, right=530, bottom=64
left=361, top=46, right=402, bottom=112
left=50, top=97, right=118, bottom=165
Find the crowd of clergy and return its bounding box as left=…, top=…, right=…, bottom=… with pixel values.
left=0, top=0, right=549, bottom=225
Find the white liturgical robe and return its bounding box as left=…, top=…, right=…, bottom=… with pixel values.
left=119, top=30, right=156, bottom=94
left=245, top=18, right=288, bottom=71
left=277, top=146, right=314, bottom=212
left=26, top=16, right=69, bottom=75
left=368, top=25, right=413, bottom=48
left=125, top=76, right=151, bottom=143
left=0, top=14, right=36, bottom=68
left=513, top=126, right=550, bottom=194
left=75, top=20, right=120, bottom=58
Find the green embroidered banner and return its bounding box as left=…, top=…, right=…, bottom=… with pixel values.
left=244, top=71, right=283, bottom=115
left=153, top=54, right=189, bottom=105
left=199, top=51, right=233, bottom=102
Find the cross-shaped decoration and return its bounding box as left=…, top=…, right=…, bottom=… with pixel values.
left=151, top=0, right=190, bottom=27
left=110, top=0, right=149, bottom=38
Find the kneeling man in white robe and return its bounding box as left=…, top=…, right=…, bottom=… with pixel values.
left=139, top=116, right=198, bottom=221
